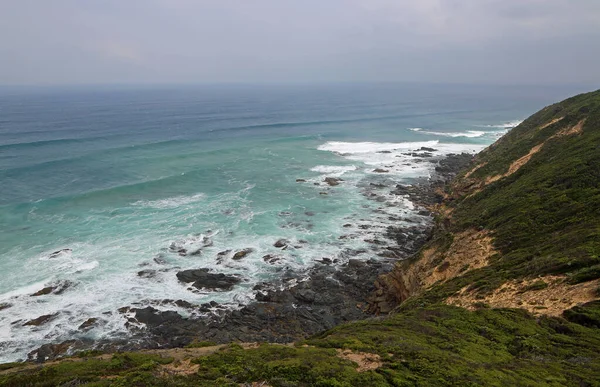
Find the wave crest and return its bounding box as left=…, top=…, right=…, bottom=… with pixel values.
left=131, top=193, right=206, bottom=209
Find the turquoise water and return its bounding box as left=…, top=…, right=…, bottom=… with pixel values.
left=0, top=83, right=585, bottom=361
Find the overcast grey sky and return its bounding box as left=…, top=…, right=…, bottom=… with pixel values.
left=1, top=0, right=599, bottom=85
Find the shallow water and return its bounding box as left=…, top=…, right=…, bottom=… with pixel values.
left=0, top=83, right=584, bottom=361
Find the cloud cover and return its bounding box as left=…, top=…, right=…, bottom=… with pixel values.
left=0, top=0, right=599, bottom=85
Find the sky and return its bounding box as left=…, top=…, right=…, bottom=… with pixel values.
left=0, top=0, right=599, bottom=85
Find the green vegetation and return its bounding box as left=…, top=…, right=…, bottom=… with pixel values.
left=185, top=341, right=217, bottom=349
left=0, top=352, right=174, bottom=387
left=520, top=280, right=549, bottom=292
left=408, top=89, right=600, bottom=304
left=3, top=305, right=600, bottom=386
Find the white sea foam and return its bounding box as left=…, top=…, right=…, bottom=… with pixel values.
left=318, top=140, right=440, bottom=155
left=411, top=130, right=487, bottom=138
left=317, top=141, right=485, bottom=179
left=480, top=120, right=523, bottom=128
left=0, top=279, right=52, bottom=301
left=71, top=260, right=99, bottom=273
left=132, top=193, right=206, bottom=209
left=310, top=165, right=357, bottom=176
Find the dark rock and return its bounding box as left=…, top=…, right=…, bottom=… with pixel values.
left=174, top=300, right=195, bottom=309
left=0, top=303, right=12, bottom=311
left=348, top=259, right=367, bottom=269
left=30, top=280, right=74, bottom=297
left=79, top=318, right=98, bottom=331
left=134, top=307, right=182, bottom=327
left=294, top=289, right=316, bottom=303
left=232, top=248, right=254, bottom=260
left=317, top=258, right=333, bottom=265
left=201, top=236, right=213, bottom=248
left=118, top=306, right=131, bottom=314
left=320, top=192, right=328, bottom=195
left=176, top=269, right=241, bottom=291
left=304, top=211, right=315, bottom=216
left=370, top=183, right=387, bottom=188
left=31, top=287, right=53, bottom=297
left=364, top=239, right=387, bottom=245
left=216, top=250, right=231, bottom=264
left=377, top=150, right=392, bottom=153
left=419, top=147, right=437, bottom=152
left=296, top=179, right=306, bottom=182
left=28, top=340, right=86, bottom=363
left=324, top=177, right=342, bottom=186
left=274, top=239, right=289, bottom=248
left=373, top=169, right=389, bottom=173
left=343, top=223, right=352, bottom=228
left=138, top=269, right=157, bottom=279
left=24, top=313, right=59, bottom=327
left=340, top=248, right=367, bottom=258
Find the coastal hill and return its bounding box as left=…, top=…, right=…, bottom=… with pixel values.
left=2, top=90, right=600, bottom=386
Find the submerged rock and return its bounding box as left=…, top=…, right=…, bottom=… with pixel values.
left=176, top=269, right=241, bottom=291
left=216, top=250, right=232, bottom=264
left=153, top=256, right=167, bottom=265
left=48, top=249, right=72, bottom=259
left=263, top=254, right=283, bottom=264
left=373, top=169, right=389, bottom=173
left=168, top=234, right=213, bottom=256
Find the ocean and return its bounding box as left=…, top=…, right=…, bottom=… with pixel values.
left=0, top=83, right=585, bottom=362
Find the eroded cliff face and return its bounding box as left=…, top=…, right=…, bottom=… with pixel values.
left=370, top=90, right=600, bottom=316
left=370, top=228, right=496, bottom=314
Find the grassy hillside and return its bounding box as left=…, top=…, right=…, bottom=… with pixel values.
left=2, top=90, right=600, bottom=386
left=391, top=89, right=600, bottom=311
left=2, top=304, right=600, bottom=386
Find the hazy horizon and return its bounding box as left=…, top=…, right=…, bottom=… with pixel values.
left=1, top=0, right=599, bottom=86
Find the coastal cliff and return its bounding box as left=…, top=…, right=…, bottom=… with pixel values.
left=2, top=90, right=600, bottom=386
left=371, top=89, right=600, bottom=317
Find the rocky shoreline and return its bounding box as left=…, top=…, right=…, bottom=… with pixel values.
left=27, top=152, right=473, bottom=362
